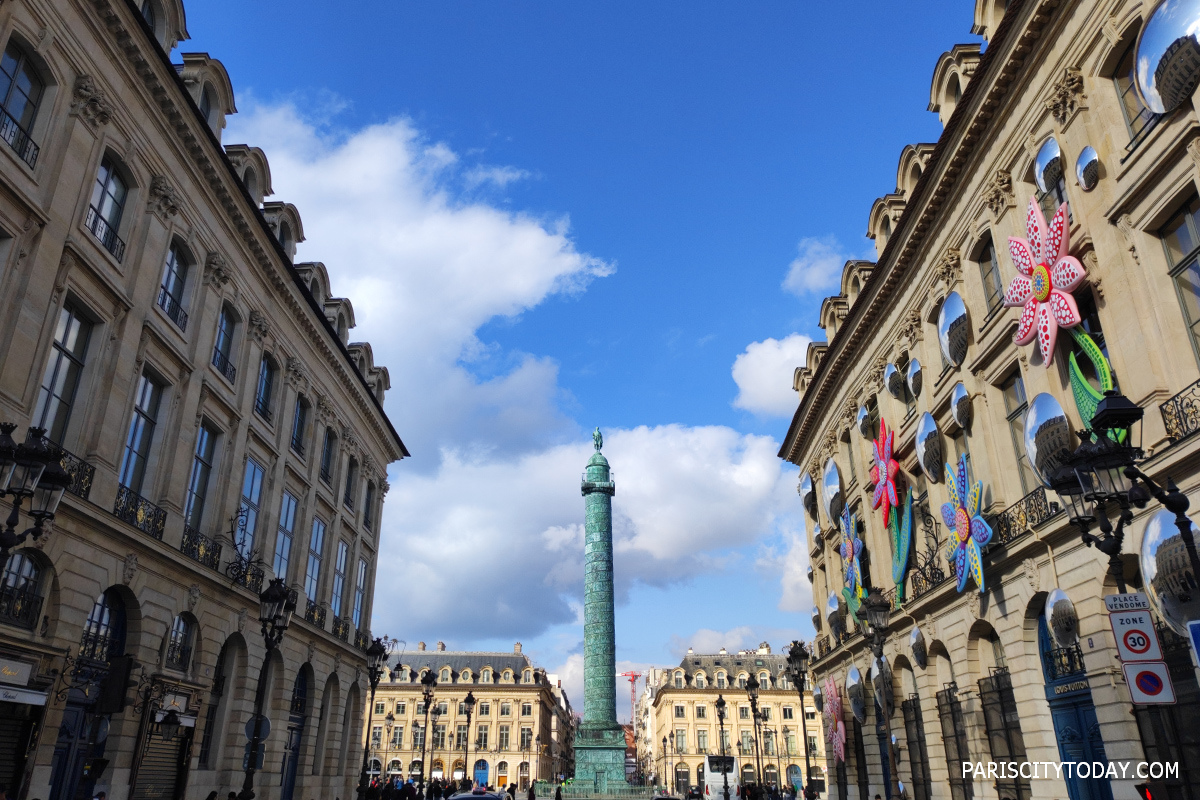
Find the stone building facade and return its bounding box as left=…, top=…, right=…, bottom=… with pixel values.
left=0, top=1, right=406, bottom=799
left=779, top=1, right=1200, bottom=799
left=364, top=643, right=575, bottom=790
left=638, top=645, right=824, bottom=793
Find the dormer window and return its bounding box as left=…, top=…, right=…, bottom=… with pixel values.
left=199, top=84, right=216, bottom=127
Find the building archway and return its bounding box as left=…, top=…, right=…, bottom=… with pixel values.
left=740, top=764, right=756, bottom=785
left=474, top=759, right=489, bottom=786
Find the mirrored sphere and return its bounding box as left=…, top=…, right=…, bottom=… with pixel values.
left=800, top=472, right=817, bottom=519
left=812, top=684, right=824, bottom=713
left=846, top=666, right=866, bottom=723
left=857, top=405, right=872, bottom=439
left=1034, top=137, right=1064, bottom=195
left=951, top=382, right=972, bottom=430
left=1023, top=393, right=1073, bottom=487
left=1075, top=146, right=1100, bottom=191
left=811, top=605, right=821, bottom=630
left=915, top=412, right=943, bottom=482
left=1045, top=587, right=1080, bottom=647
left=910, top=627, right=928, bottom=670
left=885, top=362, right=904, bottom=400
left=826, top=591, right=846, bottom=637
left=1141, top=508, right=1200, bottom=635
left=868, top=655, right=894, bottom=718
left=1136, top=0, right=1200, bottom=114
left=822, top=458, right=845, bottom=522
left=806, top=565, right=814, bottom=584
left=907, top=358, right=923, bottom=399
left=938, top=292, right=970, bottom=366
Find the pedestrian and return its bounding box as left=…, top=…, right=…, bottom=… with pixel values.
left=93, top=793, right=107, bottom=800
left=527, top=784, right=536, bottom=800
left=204, top=793, right=218, bottom=800
left=555, top=785, right=562, bottom=800
left=229, top=793, right=238, bottom=800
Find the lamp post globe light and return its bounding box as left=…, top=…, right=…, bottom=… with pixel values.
left=715, top=695, right=731, bottom=800
left=357, top=636, right=394, bottom=800
left=785, top=641, right=818, bottom=800
left=462, top=690, right=477, bottom=790
left=0, top=424, right=73, bottom=573
left=238, top=577, right=298, bottom=800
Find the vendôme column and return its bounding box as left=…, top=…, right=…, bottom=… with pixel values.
left=573, top=428, right=629, bottom=793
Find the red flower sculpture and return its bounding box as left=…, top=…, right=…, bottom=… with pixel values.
left=1003, top=198, right=1086, bottom=365
left=871, top=418, right=899, bottom=528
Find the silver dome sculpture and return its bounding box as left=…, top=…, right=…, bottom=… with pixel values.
left=827, top=591, right=847, bottom=639
left=868, top=655, right=894, bottom=718
left=1076, top=146, right=1100, bottom=191
left=885, top=362, right=905, bottom=400
left=806, top=564, right=814, bottom=584
left=822, top=458, right=845, bottom=522
left=1141, top=508, right=1200, bottom=635
left=937, top=291, right=970, bottom=366
left=909, top=627, right=928, bottom=670
left=915, top=412, right=943, bottom=482
left=1045, top=588, right=1080, bottom=647
left=1034, top=137, right=1065, bottom=195
left=1135, top=0, right=1200, bottom=114
left=811, top=605, right=822, bottom=631
left=907, top=358, right=923, bottom=399
left=812, top=683, right=824, bottom=713
left=800, top=472, right=818, bottom=520
left=846, top=666, right=867, bottom=723
left=1023, top=393, right=1074, bottom=487
left=951, top=382, right=972, bottom=430
left=857, top=405, right=872, bottom=439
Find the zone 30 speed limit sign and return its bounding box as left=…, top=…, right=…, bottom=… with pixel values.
left=1110, top=609, right=1163, bottom=662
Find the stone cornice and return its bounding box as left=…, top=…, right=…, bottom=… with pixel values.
left=86, top=0, right=408, bottom=461
left=779, top=0, right=1058, bottom=465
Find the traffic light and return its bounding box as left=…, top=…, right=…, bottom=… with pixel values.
left=94, top=655, right=137, bottom=714
left=1136, top=782, right=1168, bottom=800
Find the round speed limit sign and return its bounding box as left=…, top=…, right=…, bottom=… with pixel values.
left=1110, top=610, right=1162, bottom=662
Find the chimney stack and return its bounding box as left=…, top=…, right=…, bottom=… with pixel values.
left=514, top=642, right=523, bottom=654
left=418, top=642, right=426, bottom=651
left=437, top=641, right=446, bottom=652
left=718, top=647, right=727, bottom=655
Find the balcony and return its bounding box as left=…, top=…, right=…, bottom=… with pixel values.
left=290, top=433, right=305, bottom=458
left=1160, top=377, right=1200, bottom=444
left=41, top=438, right=94, bottom=501
left=910, top=561, right=948, bottom=600
left=0, top=107, right=39, bottom=167
left=84, top=205, right=125, bottom=262
left=165, top=641, right=192, bottom=671
left=1042, top=643, right=1085, bottom=681
left=333, top=617, right=350, bottom=641
left=156, top=286, right=189, bottom=331
left=991, top=486, right=1060, bottom=548
left=355, top=629, right=371, bottom=651
left=181, top=525, right=222, bottom=570
left=319, top=465, right=332, bottom=485
left=79, top=629, right=119, bottom=661
left=211, top=347, right=236, bottom=382
left=226, top=556, right=264, bottom=593
left=304, top=600, right=326, bottom=628
left=816, top=635, right=832, bottom=659
left=114, top=486, right=166, bottom=540
left=254, top=395, right=273, bottom=424
left=0, top=582, right=43, bottom=630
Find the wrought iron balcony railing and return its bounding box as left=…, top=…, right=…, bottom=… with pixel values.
left=305, top=600, right=326, bottom=628
left=181, top=525, right=222, bottom=570
left=254, top=395, right=273, bottom=424
left=165, top=641, right=192, bottom=671
left=991, top=486, right=1060, bottom=547
left=226, top=556, right=264, bottom=593
left=211, top=347, right=236, bottom=382
left=816, top=634, right=832, bottom=659
left=0, top=582, right=43, bottom=630
left=1042, top=643, right=1085, bottom=681
left=333, top=617, right=350, bottom=641
left=319, top=465, right=332, bottom=485
left=0, top=107, right=39, bottom=168
left=114, top=486, right=166, bottom=540
left=79, top=630, right=119, bottom=662
left=355, top=629, right=370, bottom=651
left=910, top=560, right=947, bottom=600
left=156, top=286, right=189, bottom=331
left=84, top=205, right=125, bottom=262
left=57, top=445, right=95, bottom=500
left=1161, top=377, right=1200, bottom=444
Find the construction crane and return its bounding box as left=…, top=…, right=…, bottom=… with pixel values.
left=617, top=670, right=643, bottom=723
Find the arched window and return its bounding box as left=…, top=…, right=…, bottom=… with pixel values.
left=441, top=668, right=451, bottom=682
left=716, top=671, right=726, bottom=689
left=503, top=670, right=513, bottom=682
left=279, top=221, right=294, bottom=254
left=481, top=669, right=492, bottom=683
left=309, top=278, right=321, bottom=304
left=243, top=167, right=259, bottom=201
left=199, top=83, right=216, bottom=127
left=255, top=355, right=276, bottom=422
left=81, top=589, right=126, bottom=661
left=758, top=671, right=770, bottom=686
left=694, top=673, right=706, bottom=689
left=674, top=672, right=684, bottom=689
left=139, top=0, right=157, bottom=30
left=166, top=614, right=193, bottom=671
left=1, top=552, right=43, bottom=630
left=1112, top=38, right=1155, bottom=144
left=87, top=156, right=129, bottom=260
left=212, top=304, right=238, bottom=382
left=0, top=40, right=45, bottom=166
left=523, top=669, right=532, bottom=684
left=337, top=313, right=348, bottom=343
left=157, top=243, right=190, bottom=330
left=737, top=673, right=747, bottom=689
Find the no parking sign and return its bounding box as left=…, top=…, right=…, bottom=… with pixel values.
left=1122, top=662, right=1176, bottom=704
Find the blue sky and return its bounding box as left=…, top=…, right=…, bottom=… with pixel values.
left=190, top=0, right=981, bottom=718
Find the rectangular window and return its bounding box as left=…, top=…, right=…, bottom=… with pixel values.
left=782, top=706, right=794, bottom=720
left=477, top=725, right=489, bottom=749
left=118, top=373, right=163, bottom=494
left=479, top=702, right=490, bottom=716
left=806, top=711, right=816, bottom=721
left=716, top=675, right=726, bottom=689
left=950, top=429, right=971, bottom=480
left=675, top=729, right=686, bottom=752
left=396, top=701, right=406, bottom=714
left=1162, top=196, right=1200, bottom=367
left=719, top=729, right=730, bottom=752
left=808, top=736, right=818, bottom=756
left=433, top=724, right=446, bottom=749
left=254, top=357, right=275, bottom=423
left=364, top=482, right=376, bottom=531
left=1113, top=39, right=1157, bottom=143
left=305, top=517, right=325, bottom=601
left=521, top=702, right=532, bottom=717
left=978, top=669, right=1030, bottom=800
left=235, top=458, right=265, bottom=559
left=352, top=557, right=367, bottom=627
left=371, top=725, right=382, bottom=746
left=35, top=302, right=92, bottom=443
left=158, top=245, right=188, bottom=330
left=416, top=701, right=427, bottom=715
left=375, top=701, right=386, bottom=715
left=978, top=237, right=1005, bottom=314
left=88, top=158, right=127, bottom=259
left=344, top=458, right=358, bottom=510
left=674, top=705, right=686, bottom=719
left=393, top=725, right=404, bottom=748
left=902, top=695, right=932, bottom=800
left=760, top=706, right=771, bottom=722
left=740, top=730, right=752, bottom=752
left=412, top=724, right=425, bottom=750
left=184, top=423, right=217, bottom=528
left=500, top=702, right=511, bottom=717
left=212, top=306, right=236, bottom=381
left=936, top=683, right=973, bottom=800
left=520, top=727, right=533, bottom=749
left=456, top=725, right=469, bottom=749
left=499, top=725, right=510, bottom=750
left=697, top=729, right=708, bottom=752
left=319, top=428, right=336, bottom=484
left=274, top=490, right=298, bottom=579
left=290, top=397, right=308, bottom=456
left=738, top=707, right=749, bottom=720
left=331, top=540, right=349, bottom=617
left=695, top=705, right=706, bottom=719
left=1001, top=371, right=1038, bottom=494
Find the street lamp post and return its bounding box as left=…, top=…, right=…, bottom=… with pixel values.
left=417, top=671, right=438, bottom=798
left=715, top=696, right=731, bottom=800
left=384, top=711, right=395, bottom=787
left=358, top=637, right=394, bottom=800
left=238, top=578, right=298, bottom=800
left=431, top=704, right=443, bottom=787
left=534, top=734, right=542, bottom=786
left=745, top=675, right=764, bottom=789
left=784, top=641, right=818, bottom=800
left=0, top=425, right=72, bottom=573
left=462, top=690, right=476, bottom=790
left=857, top=588, right=898, bottom=800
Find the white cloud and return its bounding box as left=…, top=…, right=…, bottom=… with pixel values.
left=464, top=164, right=532, bottom=189
left=667, top=626, right=804, bottom=660
left=782, top=235, right=848, bottom=295
left=732, top=334, right=812, bottom=417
